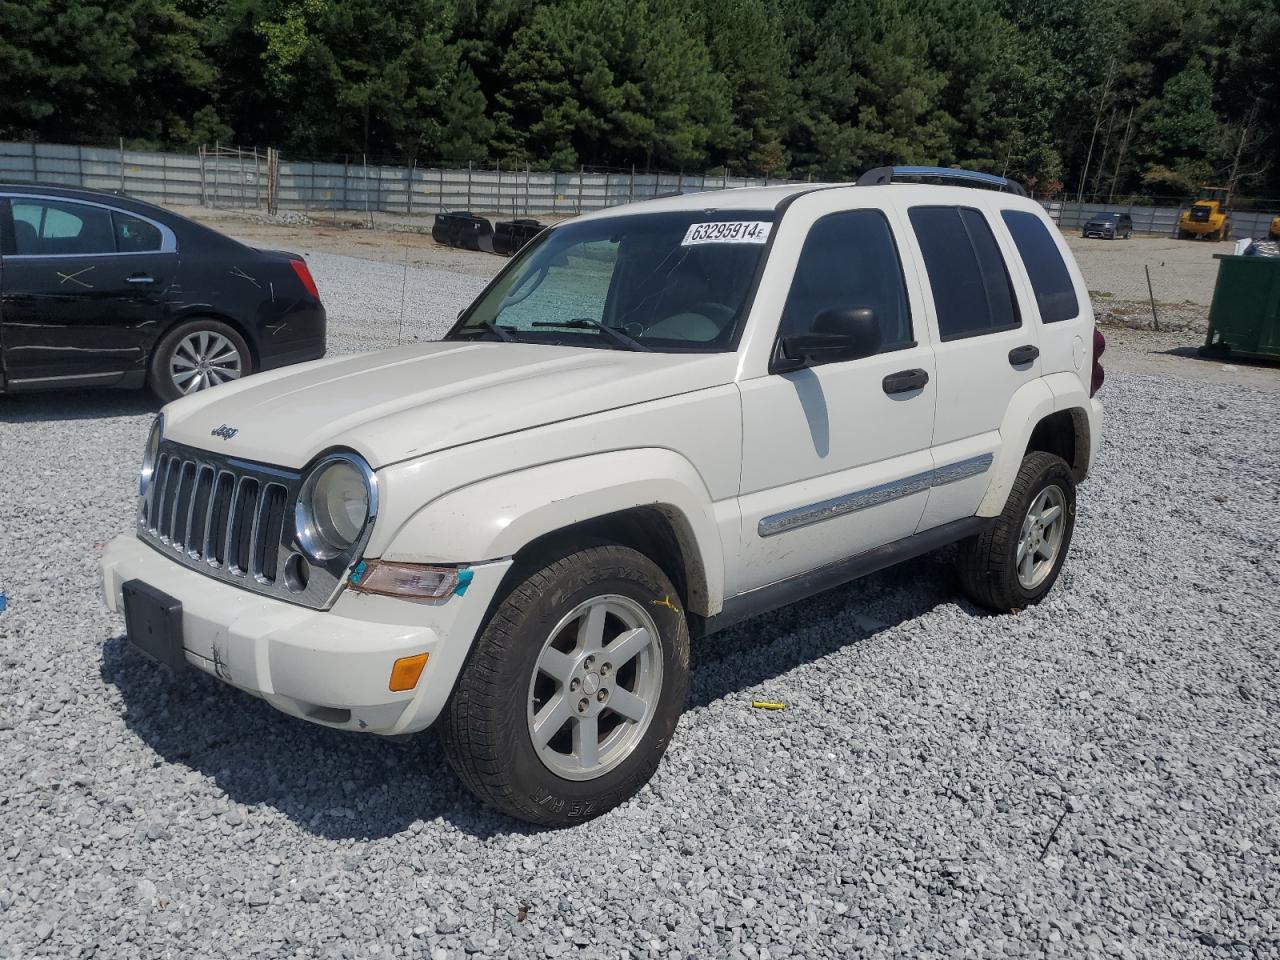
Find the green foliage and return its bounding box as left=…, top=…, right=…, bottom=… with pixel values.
left=2, top=0, right=1277, bottom=195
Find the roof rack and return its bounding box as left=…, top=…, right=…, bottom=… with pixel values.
left=856, top=166, right=1027, bottom=197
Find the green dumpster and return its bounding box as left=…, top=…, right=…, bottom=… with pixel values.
left=1201, top=253, right=1280, bottom=361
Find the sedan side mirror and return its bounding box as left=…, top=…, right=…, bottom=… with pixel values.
left=774, top=307, right=882, bottom=372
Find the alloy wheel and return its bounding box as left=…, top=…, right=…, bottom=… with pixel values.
left=1017, top=484, right=1067, bottom=589
left=526, top=594, right=663, bottom=781
left=170, top=330, right=243, bottom=394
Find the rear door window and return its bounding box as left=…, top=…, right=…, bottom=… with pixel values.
left=1001, top=210, right=1079, bottom=323
left=908, top=206, right=1020, bottom=340
left=11, top=199, right=115, bottom=256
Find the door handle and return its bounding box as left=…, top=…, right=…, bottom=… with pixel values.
left=126, top=274, right=155, bottom=285
left=1008, top=344, right=1040, bottom=366
left=882, top=368, right=930, bottom=395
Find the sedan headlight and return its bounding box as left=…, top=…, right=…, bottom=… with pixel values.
left=139, top=416, right=163, bottom=498
left=295, top=453, right=377, bottom=561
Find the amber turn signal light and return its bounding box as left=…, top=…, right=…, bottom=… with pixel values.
left=389, top=653, right=429, bottom=692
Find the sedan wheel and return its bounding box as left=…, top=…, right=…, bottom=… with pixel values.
left=149, top=320, right=252, bottom=403
left=171, top=330, right=243, bottom=395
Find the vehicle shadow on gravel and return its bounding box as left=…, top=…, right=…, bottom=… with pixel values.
left=688, top=550, right=967, bottom=708
left=100, top=550, right=973, bottom=842
left=0, top=389, right=159, bottom=422
left=100, top=635, right=525, bottom=842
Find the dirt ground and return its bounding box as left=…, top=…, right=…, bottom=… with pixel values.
left=186, top=208, right=1278, bottom=394
left=1064, top=232, right=1229, bottom=307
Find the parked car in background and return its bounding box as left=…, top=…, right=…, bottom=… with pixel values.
left=0, top=184, right=325, bottom=401
left=103, top=167, right=1103, bottom=825
left=1081, top=211, right=1132, bottom=239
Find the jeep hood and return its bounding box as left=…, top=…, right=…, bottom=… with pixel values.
left=161, top=341, right=739, bottom=469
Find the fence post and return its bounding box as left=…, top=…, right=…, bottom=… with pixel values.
left=629, top=165, right=635, bottom=204
left=496, top=159, right=501, bottom=217
left=1145, top=265, right=1160, bottom=331
left=406, top=159, right=415, bottom=216
left=198, top=145, right=207, bottom=205
left=467, top=161, right=473, bottom=210
left=120, top=138, right=128, bottom=193
left=577, top=166, right=585, bottom=214
left=363, top=154, right=371, bottom=228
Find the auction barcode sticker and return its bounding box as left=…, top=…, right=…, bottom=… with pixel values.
left=681, top=221, right=772, bottom=245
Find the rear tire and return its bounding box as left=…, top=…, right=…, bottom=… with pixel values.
left=958, top=452, right=1077, bottom=613
left=148, top=320, right=251, bottom=403
left=442, top=545, right=690, bottom=826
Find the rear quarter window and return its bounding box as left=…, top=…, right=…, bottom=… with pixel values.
left=1001, top=210, right=1080, bottom=324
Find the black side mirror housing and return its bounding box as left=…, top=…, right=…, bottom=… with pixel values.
left=774, top=307, right=882, bottom=372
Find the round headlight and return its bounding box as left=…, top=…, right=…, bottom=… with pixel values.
left=139, top=416, right=162, bottom=497
left=296, top=455, right=375, bottom=561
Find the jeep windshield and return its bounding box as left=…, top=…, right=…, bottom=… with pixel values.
left=446, top=210, right=775, bottom=352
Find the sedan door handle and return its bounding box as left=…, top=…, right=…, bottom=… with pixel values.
left=882, top=368, right=930, bottom=395
left=1008, top=344, right=1040, bottom=366
left=126, top=274, right=155, bottom=285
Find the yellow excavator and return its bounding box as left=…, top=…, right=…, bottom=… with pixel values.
left=1177, top=188, right=1232, bottom=240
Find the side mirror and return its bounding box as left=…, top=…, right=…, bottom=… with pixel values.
left=775, top=307, right=882, bottom=371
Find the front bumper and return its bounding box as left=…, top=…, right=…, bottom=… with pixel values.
left=101, top=535, right=510, bottom=735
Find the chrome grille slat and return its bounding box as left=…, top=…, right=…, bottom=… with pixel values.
left=186, top=465, right=215, bottom=559
left=171, top=461, right=196, bottom=550
left=208, top=470, right=235, bottom=566
left=136, top=439, right=368, bottom=610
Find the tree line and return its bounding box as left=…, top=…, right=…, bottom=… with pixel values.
left=2, top=0, right=1277, bottom=199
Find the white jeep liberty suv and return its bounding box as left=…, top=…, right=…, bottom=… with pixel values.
left=102, top=166, right=1105, bottom=826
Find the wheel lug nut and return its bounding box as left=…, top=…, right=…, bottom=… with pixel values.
left=597, top=689, right=608, bottom=702
left=578, top=698, right=589, bottom=713
left=584, top=655, right=595, bottom=669
left=569, top=678, right=580, bottom=691
left=599, top=663, right=611, bottom=677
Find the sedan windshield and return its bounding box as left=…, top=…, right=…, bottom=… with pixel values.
left=446, top=210, right=776, bottom=352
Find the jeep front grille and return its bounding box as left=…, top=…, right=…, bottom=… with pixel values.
left=137, top=440, right=363, bottom=609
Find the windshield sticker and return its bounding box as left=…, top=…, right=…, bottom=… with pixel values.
left=681, top=221, right=772, bottom=246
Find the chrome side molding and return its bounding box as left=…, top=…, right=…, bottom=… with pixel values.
left=758, top=453, right=994, bottom=538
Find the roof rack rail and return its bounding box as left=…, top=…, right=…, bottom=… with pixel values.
left=856, top=166, right=1027, bottom=197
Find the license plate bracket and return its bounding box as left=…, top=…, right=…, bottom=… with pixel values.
left=122, top=579, right=187, bottom=673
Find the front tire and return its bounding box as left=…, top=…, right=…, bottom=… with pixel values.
left=958, top=452, right=1077, bottom=613
left=442, top=545, right=690, bottom=826
left=148, top=320, right=251, bottom=403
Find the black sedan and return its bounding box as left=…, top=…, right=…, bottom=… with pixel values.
left=0, top=184, right=325, bottom=401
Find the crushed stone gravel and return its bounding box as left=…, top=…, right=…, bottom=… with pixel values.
left=1, top=252, right=1277, bottom=959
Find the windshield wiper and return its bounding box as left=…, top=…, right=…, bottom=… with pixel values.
left=531, top=318, right=652, bottom=352
left=472, top=320, right=517, bottom=342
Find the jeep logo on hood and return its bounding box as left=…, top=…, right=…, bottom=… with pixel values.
left=210, top=424, right=239, bottom=441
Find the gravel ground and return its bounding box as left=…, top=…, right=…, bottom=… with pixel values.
left=1, top=252, right=1278, bottom=960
